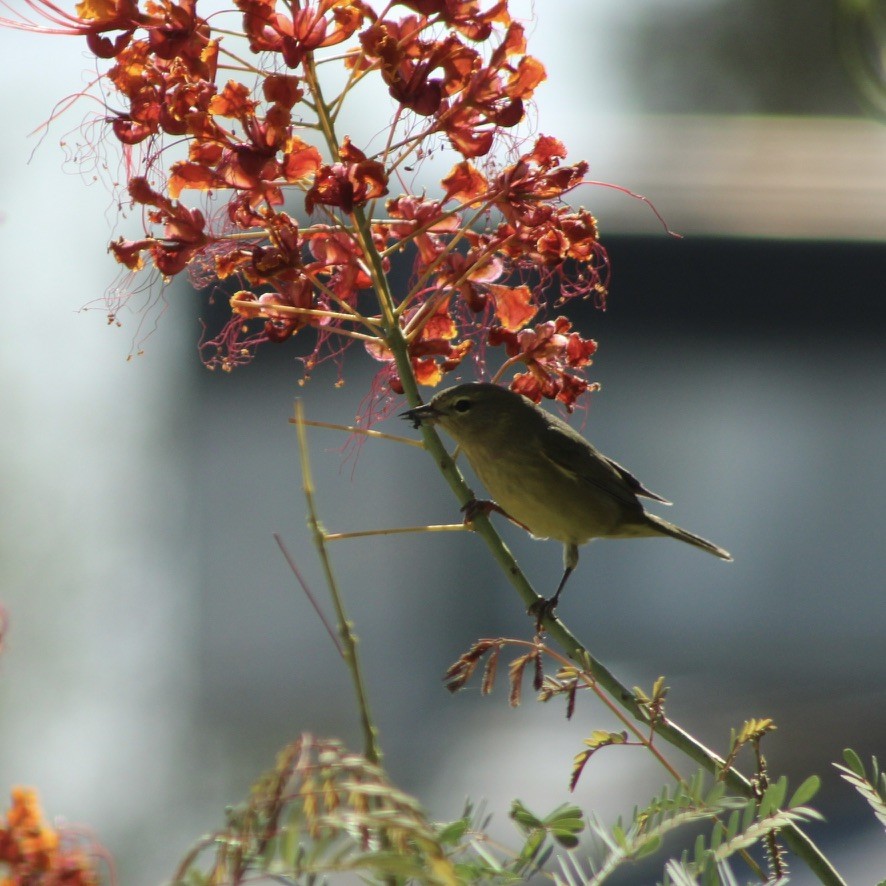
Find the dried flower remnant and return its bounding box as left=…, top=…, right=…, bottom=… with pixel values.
left=3, top=0, right=608, bottom=408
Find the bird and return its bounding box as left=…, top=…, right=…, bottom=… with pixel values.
left=401, top=382, right=731, bottom=619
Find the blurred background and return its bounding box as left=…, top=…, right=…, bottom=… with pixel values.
left=1, top=0, right=884, bottom=883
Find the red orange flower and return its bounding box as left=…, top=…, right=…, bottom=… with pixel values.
left=305, top=139, right=388, bottom=214
left=4, top=0, right=609, bottom=405
left=489, top=316, right=599, bottom=409
left=0, top=788, right=104, bottom=885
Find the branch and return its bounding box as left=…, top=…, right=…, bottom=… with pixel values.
left=293, top=400, right=383, bottom=767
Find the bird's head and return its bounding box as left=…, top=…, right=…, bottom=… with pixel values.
left=400, top=383, right=531, bottom=446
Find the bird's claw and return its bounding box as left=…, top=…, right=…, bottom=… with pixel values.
left=461, top=498, right=532, bottom=533
left=528, top=596, right=559, bottom=632
left=461, top=498, right=501, bottom=525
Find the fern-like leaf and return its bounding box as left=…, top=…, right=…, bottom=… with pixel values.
left=835, top=749, right=886, bottom=830
left=560, top=772, right=822, bottom=886
left=561, top=773, right=745, bottom=885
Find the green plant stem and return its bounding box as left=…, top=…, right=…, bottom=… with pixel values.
left=294, top=400, right=383, bottom=767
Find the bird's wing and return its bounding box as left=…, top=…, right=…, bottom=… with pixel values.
left=539, top=421, right=672, bottom=507
left=601, top=455, right=671, bottom=505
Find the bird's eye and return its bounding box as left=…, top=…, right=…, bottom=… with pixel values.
left=453, top=398, right=472, bottom=413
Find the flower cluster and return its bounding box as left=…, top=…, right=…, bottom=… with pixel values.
left=0, top=788, right=103, bottom=885
left=4, top=0, right=607, bottom=408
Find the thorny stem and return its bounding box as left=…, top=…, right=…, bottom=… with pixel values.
left=294, top=400, right=382, bottom=767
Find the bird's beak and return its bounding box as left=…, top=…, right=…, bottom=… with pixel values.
left=400, top=403, right=439, bottom=429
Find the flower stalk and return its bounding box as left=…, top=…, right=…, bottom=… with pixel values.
left=294, top=399, right=382, bottom=766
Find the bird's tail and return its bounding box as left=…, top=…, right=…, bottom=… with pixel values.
left=644, top=513, right=733, bottom=561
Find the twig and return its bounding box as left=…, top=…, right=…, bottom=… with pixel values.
left=287, top=418, right=425, bottom=448
left=324, top=524, right=467, bottom=541
left=293, top=400, right=383, bottom=767
left=273, top=533, right=343, bottom=657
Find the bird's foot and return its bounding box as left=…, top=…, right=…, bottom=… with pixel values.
left=529, top=562, right=572, bottom=631
left=461, top=499, right=531, bottom=532
left=460, top=498, right=498, bottom=524
left=528, top=595, right=559, bottom=632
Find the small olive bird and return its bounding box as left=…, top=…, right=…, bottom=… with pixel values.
left=402, top=383, right=731, bottom=617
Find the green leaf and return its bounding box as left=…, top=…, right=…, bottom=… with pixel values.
left=789, top=774, right=821, bottom=808
left=436, top=817, right=471, bottom=846
left=545, top=803, right=584, bottom=825
left=550, top=818, right=585, bottom=835
left=693, top=832, right=706, bottom=865
left=842, top=747, right=866, bottom=778
left=759, top=776, right=788, bottom=818
left=633, top=684, right=650, bottom=703
left=455, top=860, right=512, bottom=881
left=704, top=780, right=725, bottom=807
left=509, top=800, right=542, bottom=830
left=534, top=844, right=554, bottom=870
left=552, top=830, right=581, bottom=850
left=471, top=838, right=504, bottom=872
left=518, top=829, right=545, bottom=860
left=278, top=823, right=300, bottom=866
left=836, top=760, right=886, bottom=828
left=724, top=809, right=740, bottom=841
left=741, top=797, right=755, bottom=833
left=700, top=856, right=720, bottom=886
left=663, top=858, right=696, bottom=886
left=347, top=849, right=429, bottom=877
left=548, top=821, right=585, bottom=840
left=635, top=834, right=662, bottom=858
